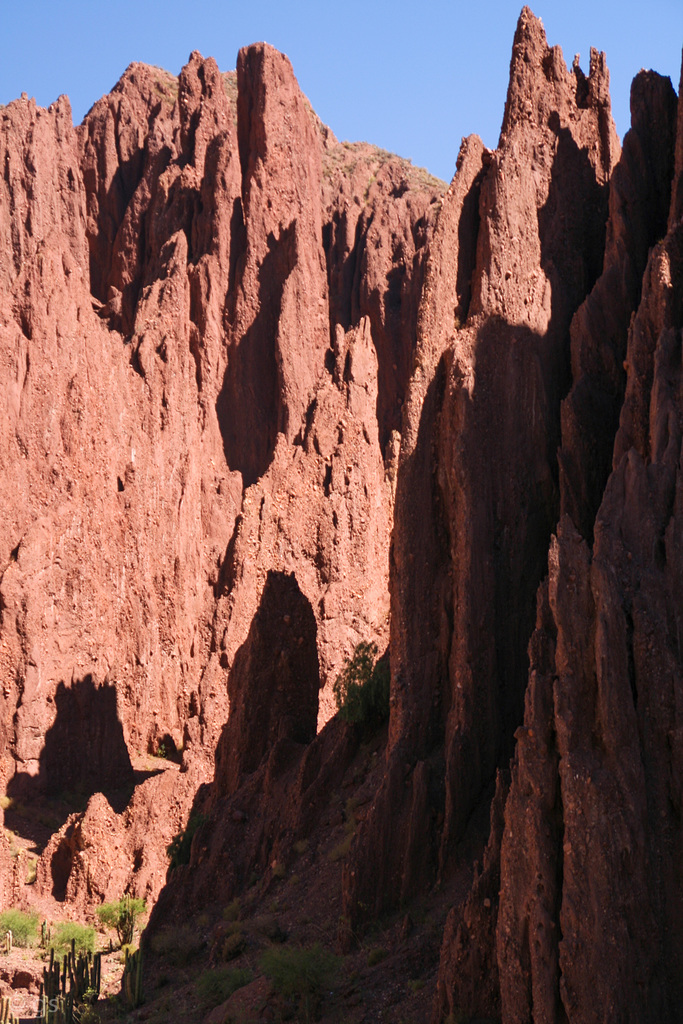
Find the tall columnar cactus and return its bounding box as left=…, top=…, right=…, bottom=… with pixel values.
left=70, top=948, right=101, bottom=1002
left=1, top=995, right=19, bottom=1024
left=39, top=944, right=95, bottom=1024
left=91, top=950, right=102, bottom=998
left=37, top=930, right=102, bottom=1022
left=122, top=946, right=143, bottom=1008
left=41, top=948, right=62, bottom=1023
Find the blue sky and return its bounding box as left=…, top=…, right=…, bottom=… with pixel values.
left=1, top=1, right=681, bottom=182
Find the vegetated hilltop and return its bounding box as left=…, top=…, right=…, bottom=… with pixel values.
left=0, top=5, right=681, bottom=1023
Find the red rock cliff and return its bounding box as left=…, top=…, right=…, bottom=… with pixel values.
left=1, top=10, right=682, bottom=1023
left=0, top=38, right=439, bottom=910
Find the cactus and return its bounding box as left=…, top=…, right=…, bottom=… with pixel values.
left=41, top=919, right=52, bottom=948
left=41, top=949, right=61, bottom=1023
left=1, top=995, right=19, bottom=1024
left=45, top=994, right=73, bottom=1024
left=70, top=948, right=101, bottom=1002
left=91, top=950, right=101, bottom=998
left=37, top=937, right=102, bottom=1022
left=40, top=944, right=94, bottom=1023
left=122, top=945, right=143, bottom=1008
left=3, top=929, right=11, bottom=954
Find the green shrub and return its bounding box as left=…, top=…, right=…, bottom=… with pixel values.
left=367, top=947, right=388, bottom=967
left=97, top=896, right=147, bottom=946
left=250, top=915, right=286, bottom=943
left=150, top=925, right=204, bottom=966
left=328, top=833, right=353, bottom=863
left=333, top=641, right=389, bottom=732
left=196, top=967, right=252, bottom=1007
left=166, top=813, right=208, bottom=870
left=221, top=931, right=246, bottom=961
left=76, top=1006, right=101, bottom=1024
left=0, top=908, right=38, bottom=947
left=222, top=899, right=241, bottom=922
left=260, top=943, right=340, bottom=1024
left=51, top=921, right=95, bottom=957
left=25, top=857, right=37, bottom=885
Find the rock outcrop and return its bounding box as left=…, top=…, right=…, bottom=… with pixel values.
left=344, top=5, right=619, bottom=931
left=492, top=98, right=683, bottom=1022
left=1, top=9, right=682, bottom=1024
left=434, top=27, right=683, bottom=1024
left=0, top=37, right=440, bottom=913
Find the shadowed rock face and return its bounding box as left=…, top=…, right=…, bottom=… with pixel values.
left=344, top=4, right=619, bottom=931
left=433, top=24, right=683, bottom=1024
left=214, top=570, right=320, bottom=797
left=7, top=676, right=134, bottom=803
left=1, top=9, right=683, bottom=1022
left=559, top=70, right=678, bottom=542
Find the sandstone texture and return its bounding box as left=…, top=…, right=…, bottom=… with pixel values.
left=0, top=8, right=682, bottom=1024
left=0, top=36, right=438, bottom=917
left=345, top=4, right=619, bottom=928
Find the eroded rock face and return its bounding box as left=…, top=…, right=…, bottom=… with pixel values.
left=435, top=30, right=683, bottom=1024
left=1, top=10, right=682, bottom=1023
left=494, top=214, right=683, bottom=1024
left=0, top=39, right=439, bottom=911
left=559, top=70, right=678, bottom=541
left=214, top=570, right=320, bottom=798
left=344, top=5, right=619, bottom=931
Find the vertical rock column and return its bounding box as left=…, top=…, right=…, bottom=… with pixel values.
left=494, top=55, right=683, bottom=1024
left=218, top=43, right=330, bottom=486
left=345, top=7, right=619, bottom=933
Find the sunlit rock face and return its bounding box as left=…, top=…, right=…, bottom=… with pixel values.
left=1, top=11, right=683, bottom=1023
left=0, top=40, right=438, bottom=908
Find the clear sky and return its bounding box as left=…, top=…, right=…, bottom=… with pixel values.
left=1, top=1, right=681, bottom=183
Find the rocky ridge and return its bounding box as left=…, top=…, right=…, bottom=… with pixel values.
left=0, top=30, right=439, bottom=916
left=0, top=7, right=681, bottom=1024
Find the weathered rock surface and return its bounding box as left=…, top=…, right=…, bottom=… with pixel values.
left=434, top=27, right=683, bottom=1024
left=1, top=9, right=682, bottom=1024
left=559, top=70, right=677, bottom=540
left=0, top=38, right=439, bottom=914
left=344, top=5, right=619, bottom=932
left=36, top=759, right=206, bottom=911
left=214, top=570, right=320, bottom=798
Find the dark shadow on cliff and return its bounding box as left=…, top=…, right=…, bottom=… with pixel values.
left=342, top=119, right=612, bottom=918
left=6, top=675, right=142, bottom=851
left=555, top=73, right=678, bottom=542
left=538, top=118, right=608, bottom=332
left=323, top=202, right=431, bottom=460
left=85, top=141, right=150, bottom=305
left=87, top=139, right=175, bottom=336
left=217, top=223, right=297, bottom=486
left=145, top=570, right=367, bottom=935
left=342, top=309, right=567, bottom=932
left=214, top=569, right=320, bottom=798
